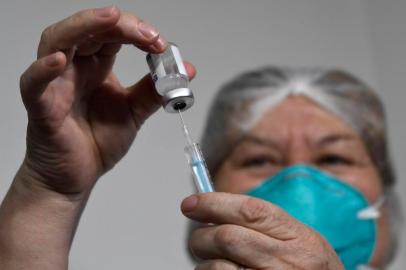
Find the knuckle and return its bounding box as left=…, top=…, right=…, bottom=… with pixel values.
left=239, top=197, right=270, bottom=224
left=285, top=229, right=337, bottom=269
left=134, top=17, right=143, bottom=28
left=67, top=9, right=94, bottom=36
left=210, top=261, right=227, bottom=270
left=19, top=72, right=27, bottom=91
left=189, top=228, right=204, bottom=258
left=19, top=68, right=32, bottom=93
left=282, top=242, right=322, bottom=269
left=74, top=9, right=91, bottom=24
left=269, top=205, right=290, bottom=225
left=304, top=252, right=331, bottom=269
left=69, top=11, right=88, bottom=31
left=214, top=225, right=241, bottom=250
left=312, top=229, right=335, bottom=254
left=122, top=11, right=141, bottom=25
left=40, top=25, right=53, bottom=44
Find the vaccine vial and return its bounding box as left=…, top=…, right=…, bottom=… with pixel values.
left=146, top=43, right=194, bottom=113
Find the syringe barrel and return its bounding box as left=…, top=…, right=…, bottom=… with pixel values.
left=184, top=143, right=214, bottom=193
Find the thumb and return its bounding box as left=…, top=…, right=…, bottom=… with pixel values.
left=125, top=61, right=196, bottom=127
left=20, top=52, right=67, bottom=120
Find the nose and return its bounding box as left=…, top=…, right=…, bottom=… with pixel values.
left=285, top=140, right=314, bottom=167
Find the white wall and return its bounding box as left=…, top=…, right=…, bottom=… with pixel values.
left=363, top=1, right=406, bottom=269
left=0, top=0, right=403, bottom=269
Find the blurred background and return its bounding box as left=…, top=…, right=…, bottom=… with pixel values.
left=0, top=0, right=405, bottom=269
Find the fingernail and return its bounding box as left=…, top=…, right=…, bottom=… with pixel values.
left=181, top=195, right=199, bottom=212
left=138, top=21, right=159, bottom=40
left=94, top=5, right=115, bottom=17
left=45, top=53, right=60, bottom=67
left=154, top=36, right=168, bottom=50
left=149, top=37, right=168, bottom=53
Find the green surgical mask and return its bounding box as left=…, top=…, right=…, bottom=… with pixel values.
left=246, top=164, right=382, bottom=270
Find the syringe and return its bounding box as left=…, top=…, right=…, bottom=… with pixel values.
left=178, top=110, right=214, bottom=193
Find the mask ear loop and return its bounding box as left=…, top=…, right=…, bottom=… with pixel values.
left=356, top=196, right=385, bottom=270
left=357, top=196, right=385, bottom=220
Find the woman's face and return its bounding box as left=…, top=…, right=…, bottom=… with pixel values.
left=213, top=95, right=390, bottom=266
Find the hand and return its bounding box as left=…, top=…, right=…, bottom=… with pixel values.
left=181, top=193, right=344, bottom=270
left=1, top=7, right=196, bottom=269
left=18, top=6, right=196, bottom=198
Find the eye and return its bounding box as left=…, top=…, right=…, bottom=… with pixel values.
left=316, top=154, right=353, bottom=166
left=241, top=155, right=277, bottom=168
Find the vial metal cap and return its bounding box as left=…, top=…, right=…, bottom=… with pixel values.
left=162, top=87, right=194, bottom=113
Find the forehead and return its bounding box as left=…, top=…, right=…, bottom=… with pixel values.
left=250, top=95, right=359, bottom=141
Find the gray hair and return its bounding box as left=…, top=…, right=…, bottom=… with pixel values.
left=198, top=66, right=402, bottom=264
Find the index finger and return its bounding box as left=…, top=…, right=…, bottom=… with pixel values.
left=90, top=11, right=167, bottom=52
left=37, top=6, right=120, bottom=58
left=181, top=192, right=302, bottom=240
left=37, top=6, right=165, bottom=58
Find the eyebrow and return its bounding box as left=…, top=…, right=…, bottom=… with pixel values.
left=234, top=133, right=356, bottom=150
left=234, top=135, right=282, bottom=150
left=315, top=134, right=356, bottom=148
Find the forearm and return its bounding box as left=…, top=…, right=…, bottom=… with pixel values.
left=0, top=164, right=89, bottom=270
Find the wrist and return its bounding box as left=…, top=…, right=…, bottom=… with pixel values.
left=0, top=163, right=91, bottom=269
left=18, top=158, right=93, bottom=203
